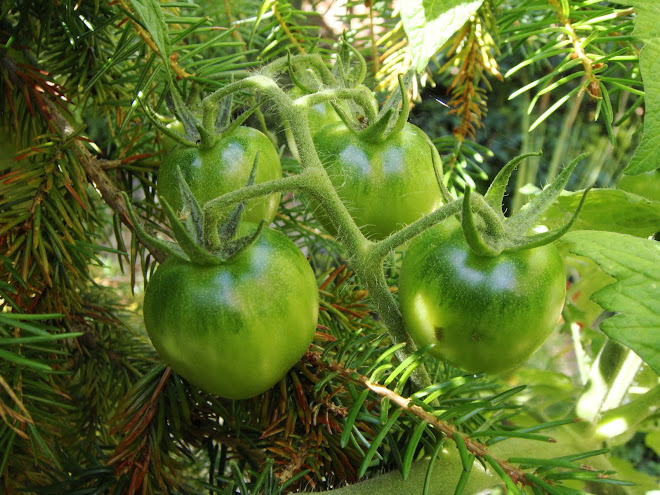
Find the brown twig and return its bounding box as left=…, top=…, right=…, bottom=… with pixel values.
left=273, top=2, right=306, bottom=55
left=42, top=98, right=167, bottom=263
left=304, top=350, right=533, bottom=488
left=546, top=0, right=621, bottom=99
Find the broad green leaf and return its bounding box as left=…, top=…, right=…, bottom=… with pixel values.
left=564, top=231, right=660, bottom=375
left=625, top=0, right=660, bottom=174
left=401, top=0, right=484, bottom=72
left=542, top=189, right=660, bottom=238
left=563, top=254, right=615, bottom=327
left=622, top=0, right=660, bottom=44
left=617, top=170, right=660, bottom=201
left=646, top=428, right=660, bottom=457
left=128, top=0, right=171, bottom=67
left=316, top=449, right=498, bottom=495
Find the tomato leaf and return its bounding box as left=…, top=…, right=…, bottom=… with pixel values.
left=617, top=170, right=660, bottom=202
left=563, top=231, right=660, bottom=375
left=543, top=189, right=660, bottom=238
left=401, top=0, right=484, bottom=73
left=622, top=1, right=660, bottom=174
left=127, top=0, right=171, bottom=68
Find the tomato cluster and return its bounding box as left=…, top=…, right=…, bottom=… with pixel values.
left=143, top=82, right=568, bottom=400
left=144, top=125, right=317, bottom=400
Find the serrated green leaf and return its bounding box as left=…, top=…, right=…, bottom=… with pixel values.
left=626, top=35, right=659, bottom=174
left=401, top=0, right=484, bottom=72
left=646, top=428, right=660, bottom=457
left=617, top=170, right=660, bottom=201
left=564, top=231, right=660, bottom=375
left=542, top=189, right=660, bottom=238
left=128, top=0, right=171, bottom=67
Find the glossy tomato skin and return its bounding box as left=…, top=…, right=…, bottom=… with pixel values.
left=143, top=227, right=319, bottom=399
left=313, top=122, right=443, bottom=240
left=289, top=87, right=341, bottom=135
left=399, top=220, right=566, bottom=374
left=158, top=126, right=281, bottom=224
left=307, top=102, right=341, bottom=135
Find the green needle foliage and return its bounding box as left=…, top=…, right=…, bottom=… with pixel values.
left=1, top=1, right=658, bottom=494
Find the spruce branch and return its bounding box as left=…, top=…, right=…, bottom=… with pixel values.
left=116, top=0, right=191, bottom=79
left=272, top=2, right=306, bottom=55
left=107, top=366, right=175, bottom=494
left=547, top=0, right=600, bottom=99
left=41, top=98, right=167, bottom=263
left=304, top=351, right=528, bottom=486
left=442, top=10, right=502, bottom=143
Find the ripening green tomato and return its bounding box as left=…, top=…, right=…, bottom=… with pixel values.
left=158, top=126, right=282, bottom=224
left=307, top=101, right=342, bottom=134
left=290, top=87, right=342, bottom=135
left=399, top=220, right=566, bottom=374
left=312, top=122, right=443, bottom=240
left=161, top=120, right=186, bottom=152
left=143, top=226, right=319, bottom=399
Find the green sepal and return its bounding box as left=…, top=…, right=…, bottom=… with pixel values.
left=175, top=164, right=204, bottom=244
left=214, top=91, right=234, bottom=131
left=506, top=187, right=592, bottom=251
left=337, top=34, right=367, bottom=87
left=383, top=73, right=412, bottom=138
left=161, top=197, right=224, bottom=265
left=216, top=221, right=265, bottom=261
left=215, top=151, right=260, bottom=244
left=358, top=108, right=394, bottom=143
left=138, top=97, right=196, bottom=148
left=509, top=153, right=587, bottom=237
left=484, top=151, right=542, bottom=217
left=122, top=192, right=188, bottom=261
left=166, top=81, right=201, bottom=144
left=331, top=100, right=364, bottom=134
left=356, top=72, right=412, bottom=143
left=462, top=187, right=501, bottom=257
left=430, top=143, right=454, bottom=204
left=218, top=104, right=259, bottom=140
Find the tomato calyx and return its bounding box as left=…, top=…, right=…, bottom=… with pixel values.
left=460, top=152, right=592, bottom=257
left=126, top=154, right=264, bottom=266
left=140, top=81, right=267, bottom=153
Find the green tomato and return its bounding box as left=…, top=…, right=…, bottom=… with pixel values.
left=161, top=119, right=186, bottom=152
left=158, top=126, right=282, bottom=224
left=143, top=226, right=319, bottom=399
left=312, top=122, right=443, bottom=240
left=290, top=87, right=342, bottom=135
left=399, top=220, right=566, bottom=374
left=307, top=101, right=342, bottom=135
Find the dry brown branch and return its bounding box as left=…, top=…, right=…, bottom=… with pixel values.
left=304, top=350, right=534, bottom=488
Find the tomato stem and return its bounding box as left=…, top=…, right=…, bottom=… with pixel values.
left=203, top=173, right=311, bottom=251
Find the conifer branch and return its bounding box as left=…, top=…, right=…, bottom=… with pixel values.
left=41, top=98, right=166, bottom=263
left=117, top=0, right=191, bottom=79
left=305, top=350, right=531, bottom=489
left=547, top=0, right=600, bottom=98
left=273, top=2, right=306, bottom=55
left=443, top=12, right=502, bottom=143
